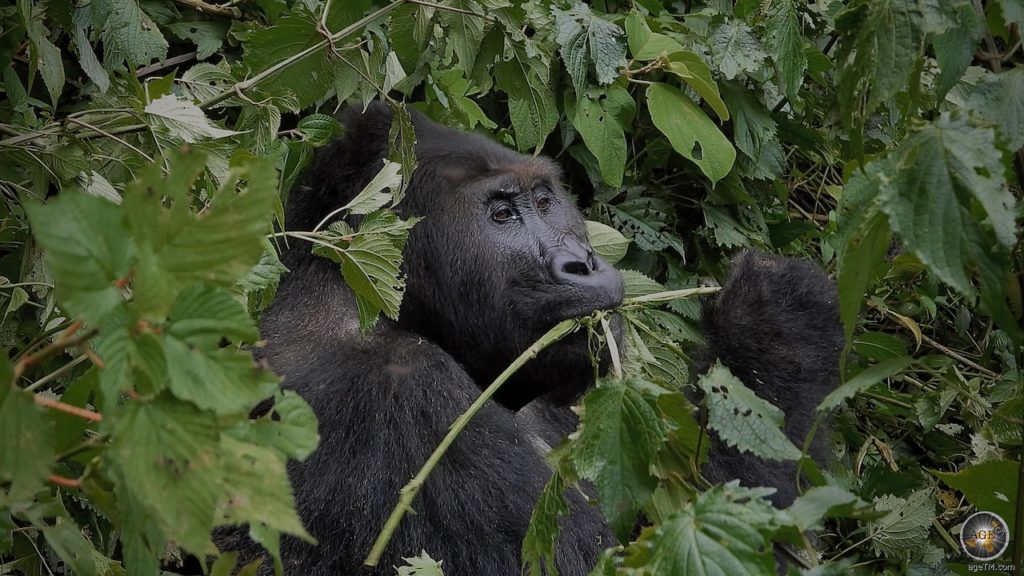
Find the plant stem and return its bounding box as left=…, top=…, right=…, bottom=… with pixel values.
left=33, top=395, right=102, bottom=422
left=623, top=286, right=720, bottom=305
left=363, top=318, right=579, bottom=567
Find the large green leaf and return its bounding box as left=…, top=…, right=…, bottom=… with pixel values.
left=967, top=67, right=1024, bottom=151
left=24, top=192, right=133, bottom=326
left=91, top=0, right=168, bottom=66
left=495, top=41, right=558, bottom=151
left=215, top=437, right=312, bottom=540
left=764, top=0, right=807, bottom=98
left=876, top=114, right=1017, bottom=337
left=571, top=86, right=634, bottom=188
left=622, top=484, right=779, bottom=575
left=933, top=460, right=1019, bottom=528
left=0, top=373, right=54, bottom=503
left=107, top=395, right=223, bottom=559
left=646, top=83, right=735, bottom=186
left=571, top=377, right=667, bottom=542
left=585, top=220, right=631, bottom=265
left=554, top=3, right=627, bottom=96
left=313, top=210, right=420, bottom=331
left=866, top=490, right=934, bottom=558
left=697, top=363, right=801, bottom=462
left=125, top=150, right=277, bottom=316
left=241, top=9, right=335, bottom=109
left=835, top=0, right=924, bottom=123
left=817, top=357, right=912, bottom=412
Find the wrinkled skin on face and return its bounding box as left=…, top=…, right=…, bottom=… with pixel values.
left=291, top=104, right=625, bottom=410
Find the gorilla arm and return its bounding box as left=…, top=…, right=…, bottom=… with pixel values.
left=254, top=324, right=607, bottom=575
left=698, top=251, right=844, bottom=506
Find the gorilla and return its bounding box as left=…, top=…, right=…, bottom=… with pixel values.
left=228, top=103, right=843, bottom=575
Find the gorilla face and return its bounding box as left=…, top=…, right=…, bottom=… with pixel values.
left=396, top=129, right=624, bottom=410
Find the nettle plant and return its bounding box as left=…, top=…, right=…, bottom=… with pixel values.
left=0, top=0, right=1021, bottom=575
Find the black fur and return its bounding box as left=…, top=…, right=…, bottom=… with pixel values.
left=223, top=104, right=843, bottom=574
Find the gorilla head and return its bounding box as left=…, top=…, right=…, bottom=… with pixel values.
left=289, top=104, right=624, bottom=410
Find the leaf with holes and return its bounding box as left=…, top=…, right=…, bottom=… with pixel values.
left=554, top=3, right=627, bottom=95
left=646, top=83, right=735, bottom=185
left=697, top=362, right=802, bottom=462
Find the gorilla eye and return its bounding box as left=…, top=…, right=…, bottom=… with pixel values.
left=536, top=196, right=551, bottom=211
left=492, top=206, right=518, bottom=223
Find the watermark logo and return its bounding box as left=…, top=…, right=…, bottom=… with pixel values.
left=960, top=511, right=1010, bottom=561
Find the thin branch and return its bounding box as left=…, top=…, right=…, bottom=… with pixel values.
left=364, top=319, right=580, bottom=567
left=47, top=474, right=81, bottom=489
left=405, top=0, right=495, bottom=21
left=15, top=321, right=99, bottom=379
left=25, top=354, right=89, bottom=392
left=34, top=395, right=103, bottom=422
left=66, top=117, right=160, bottom=167
left=136, top=51, right=198, bottom=78
left=172, top=0, right=241, bottom=18
left=200, top=0, right=405, bottom=109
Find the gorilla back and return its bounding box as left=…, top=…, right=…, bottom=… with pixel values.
left=245, top=104, right=623, bottom=575
left=228, top=104, right=843, bottom=575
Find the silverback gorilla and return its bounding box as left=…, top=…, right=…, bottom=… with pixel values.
left=227, top=103, right=844, bottom=575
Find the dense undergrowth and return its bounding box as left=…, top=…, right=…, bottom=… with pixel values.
left=0, top=0, right=1021, bottom=575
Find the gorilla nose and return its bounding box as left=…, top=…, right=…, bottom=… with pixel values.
left=550, top=246, right=625, bottom=306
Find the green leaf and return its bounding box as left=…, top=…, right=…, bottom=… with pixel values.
left=74, top=23, right=110, bottom=93
left=571, top=376, right=666, bottom=542
left=709, top=21, right=766, bottom=80
left=215, top=437, right=312, bottom=541
left=967, top=67, right=1024, bottom=151
left=180, top=62, right=236, bottom=105
left=816, top=357, right=912, bottom=412
left=92, top=0, right=168, bottom=66
left=167, top=21, right=227, bottom=60
left=241, top=9, right=335, bottom=109
left=106, top=395, right=222, bottom=559
left=835, top=0, right=924, bottom=123
left=866, top=490, right=934, bottom=558
left=296, top=114, right=342, bottom=147
left=0, top=381, right=54, bottom=503
left=585, top=221, right=630, bottom=265
left=662, top=51, right=729, bottom=122
left=878, top=114, right=1016, bottom=295
left=22, top=500, right=98, bottom=576
left=932, top=2, right=982, bottom=99
left=125, top=151, right=278, bottom=315
left=338, top=160, right=403, bottom=217
left=24, top=192, right=133, bottom=326
left=607, top=196, right=686, bottom=256
left=836, top=206, right=892, bottom=343
left=571, top=86, right=635, bottom=188
left=145, top=94, right=241, bottom=143
left=313, top=211, right=420, bottom=331
left=784, top=486, right=868, bottom=532
left=441, top=0, right=485, bottom=71
left=719, top=81, right=784, bottom=180
left=646, top=83, right=736, bottom=186
left=397, top=552, right=446, bottom=576
left=933, top=460, right=1019, bottom=529
left=764, top=0, right=807, bottom=98
left=30, top=34, right=64, bottom=108
left=521, top=469, right=569, bottom=576
left=163, top=286, right=276, bottom=415
left=621, top=270, right=665, bottom=299
left=554, top=3, right=627, bottom=95
left=697, top=362, right=802, bottom=462
left=387, top=101, right=418, bottom=203
left=495, top=42, right=558, bottom=151
left=624, top=11, right=684, bottom=60
left=622, top=484, right=778, bottom=575
left=226, top=390, right=320, bottom=461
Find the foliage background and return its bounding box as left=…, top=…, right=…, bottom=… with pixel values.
left=0, top=0, right=1021, bottom=574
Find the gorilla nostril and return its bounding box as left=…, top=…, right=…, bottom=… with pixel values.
left=562, top=260, right=591, bottom=276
